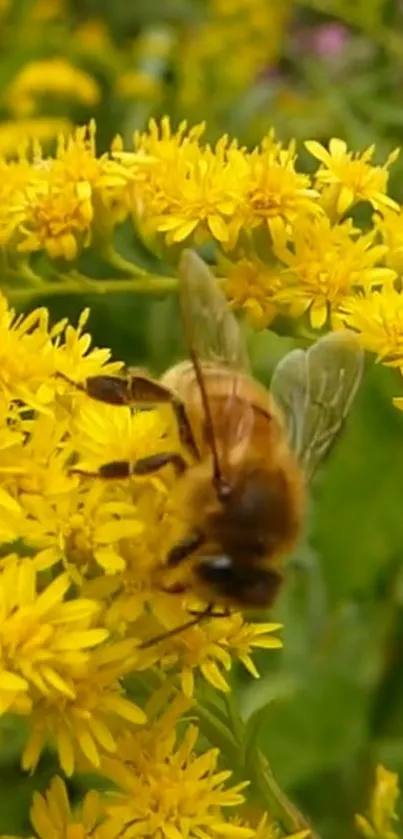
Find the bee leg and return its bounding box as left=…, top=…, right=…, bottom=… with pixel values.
left=166, top=531, right=205, bottom=567
left=56, top=370, right=198, bottom=459
left=71, top=452, right=188, bottom=480
left=187, top=605, right=231, bottom=619
left=55, top=371, right=131, bottom=405
left=126, top=371, right=199, bottom=460
left=139, top=602, right=215, bottom=650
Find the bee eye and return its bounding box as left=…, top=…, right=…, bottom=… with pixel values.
left=197, top=554, right=234, bottom=582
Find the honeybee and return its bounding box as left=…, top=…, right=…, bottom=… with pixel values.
left=59, top=249, right=364, bottom=645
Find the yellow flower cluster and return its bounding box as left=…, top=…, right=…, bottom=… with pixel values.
left=2, top=121, right=403, bottom=401
left=0, top=292, right=283, bottom=838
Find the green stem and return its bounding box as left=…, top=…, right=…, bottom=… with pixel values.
left=252, top=750, right=320, bottom=839
left=101, top=244, right=148, bottom=276
left=197, top=693, right=321, bottom=838
left=3, top=275, right=178, bottom=304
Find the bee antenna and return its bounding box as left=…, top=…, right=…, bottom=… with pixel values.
left=188, top=348, right=224, bottom=493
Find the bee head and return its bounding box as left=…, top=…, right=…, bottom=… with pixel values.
left=194, top=555, right=282, bottom=608
left=211, top=462, right=302, bottom=556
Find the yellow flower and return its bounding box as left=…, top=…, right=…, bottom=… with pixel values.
left=272, top=216, right=395, bottom=328
left=52, top=307, right=121, bottom=381
left=0, top=297, right=56, bottom=408
left=0, top=411, right=73, bottom=498
left=219, top=613, right=282, bottom=678
left=127, top=120, right=246, bottom=247
left=0, top=157, right=32, bottom=244
left=224, top=256, right=281, bottom=328
left=0, top=118, right=70, bottom=157
left=244, top=137, right=319, bottom=238
left=5, top=59, right=100, bottom=118
left=0, top=558, right=107, bottom=717
left=338, top=287, right=403, bottom=365
left=140, top=598, right=282, bottom=696
left=20, top=479, right=143, bottom=577
left=18, top=173, right=94, bottom=261
left=29, top=775, right=106, bottom=839
left=23, top=639, right=146, bottom=776
left=101, top=716, right=253, bottom=839
left=52, top=122, right=130, bottom=206
left=375, top=205, right=403, bottom=274
left=13, top=124, right=134, bottom=259
left=305, top=138, right=399, bottom=214
left=254, top=812, right=310, bottom=839
left=356, top=764, right=400, bottom=839
left=0, top=299, right=118, bottom=412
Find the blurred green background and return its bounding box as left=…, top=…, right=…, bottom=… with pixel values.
left=2, top=0, right=403, bottom=837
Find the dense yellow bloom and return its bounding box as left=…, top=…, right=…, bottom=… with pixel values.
left=243, top=139, right=319, bottom=238
left=0, top=285, right=282, bottom=787
left=101, top=715, right=253, bottom=839
left=2, top=115, right=403, bottom=836
left=375, top=205, right=403, bottom=274
left=0, top=559, right=107, bottom=717
left=30, top=776, right=105, bottom=839
left=338, top=287, right=403, bottom=364
left=123, top=120, right=246, bottom=247
left=141, top=599, right=282, bottom=695
left=19, top=176, right=94, bottom=260
left=306, top=138, right=399, bottom=214
left=356, top=764, right=400, bottom=839
left=20, top=481, right=143, bottom=577
left=272, top=217, right=395, bottom=328
left=52, top=307, right=121, bottom=381
left=0, top=297, right=55, bottom=406
left=0, top=300, right=117, bottom=409
left=23, top=639, right=146, bottom=776
left=224, top=257, right=281, bottom=328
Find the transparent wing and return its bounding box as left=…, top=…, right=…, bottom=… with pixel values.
left=178, top=250, right=254, bottom=471
left=179, top=249, right=249, bottom=371
left=271, top=331, right=364, bottom=483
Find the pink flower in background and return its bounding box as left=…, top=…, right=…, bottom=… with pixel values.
left=292, top=22, right=350, bottom=58
left=313, top=22, right=350, bottom=57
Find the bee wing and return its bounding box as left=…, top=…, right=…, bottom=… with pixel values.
left=178, top=249, right=249, bottom=371
left=179, top=250, right=254, bottom=472
left=270, top=331, right=364, bottom=483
